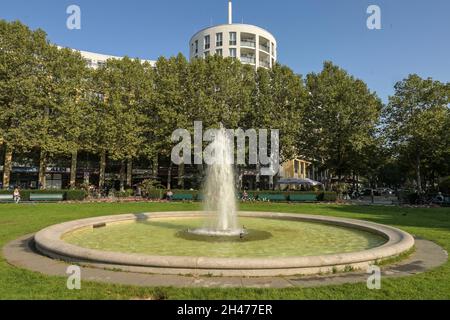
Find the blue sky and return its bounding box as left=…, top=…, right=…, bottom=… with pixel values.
left=1, top=0, right=449, bottom=102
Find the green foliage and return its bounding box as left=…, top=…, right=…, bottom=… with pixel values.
left=320, top=192, right=338, bottom=202
left=383, top=74, right=450, bottom=191
left=146, top=189, right=164, bottom=200
left=65, top=190, right=88, bottom=201
left=140, top=179, right=164, bottom=195
left=301, top=61, right=382, bottom=181
left=117, top=189, right=134, bottom=198
left=1, top=20, right=448, bottom=194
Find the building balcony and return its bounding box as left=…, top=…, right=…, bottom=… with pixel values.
left=259, top=60, right=270, bottom=68
left=241, top=55, right=256, bottom=64
left=241, top=40, right=256, bottom=48
left=259, top=44, right=270, bottom=53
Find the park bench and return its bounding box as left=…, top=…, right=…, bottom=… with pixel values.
left=443, top=197, right=450, bottom=207
left=257, top=194, right=286, bottom=202
left=171, top=194, right=194, bottom=201
left=289, top=194, right=318, bottom=202
left=30, top=193, right=64, bottom=202
left=0, top=194, right=14, bottom=203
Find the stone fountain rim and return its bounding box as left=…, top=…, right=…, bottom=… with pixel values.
left=34, top=211, right=415, bottom=272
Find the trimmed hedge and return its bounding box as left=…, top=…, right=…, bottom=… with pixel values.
left=65, top=190, right=88, bottom=201
left=0, top=189, right=87, bottom=201
left=146, top=189, right=338, bottom=202
left=0, top=188, right=337, bottom=203
left=322, top=192, right=338, bottom=202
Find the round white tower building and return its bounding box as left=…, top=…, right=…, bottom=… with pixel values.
left=189, top=1, right=277, bottom=69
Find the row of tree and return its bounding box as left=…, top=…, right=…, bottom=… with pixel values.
left=1, top=20, right=449, bottom=192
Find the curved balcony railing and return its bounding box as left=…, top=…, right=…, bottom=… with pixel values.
left=241, top=40, right=256, bottom=48
left=259, top=60, right=271, bottom=68
left=241, top=56, right=256, bottom=64
left=259, top=44, right=270, bottom=53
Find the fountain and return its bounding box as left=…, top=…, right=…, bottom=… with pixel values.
left=32, top=127, right=415, bottom=277
left=188, top=126, right=245, bottom=237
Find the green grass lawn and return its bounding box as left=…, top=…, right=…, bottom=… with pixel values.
left=0, top=202, right=449, bottom=300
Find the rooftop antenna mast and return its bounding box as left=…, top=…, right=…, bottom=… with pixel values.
left=228, top=0, right=233, bottom=24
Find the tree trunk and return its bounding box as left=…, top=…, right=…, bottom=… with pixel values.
left=70, top=151, right=77, bottom=189
left=177, top=162, right=185, bottom=189
left=2, top=144, right=13, bottom=190
left=167, top=162, right=173, bottom=190
left=273, top=173, right=280, bottom=191
left=152, top=156, right=159, bottom=178
left=196, top=164, right=205, bottom=189
left=126, top=159, right=132, bottom=188
left=416, top=153, right=422, bottom=193
left=256, top=163, right=261, bottom=191
left=38, top=150, right=47, bottom=190
left=236, top=166, right=243, bottom=191
left=99, top=151, right=106, bottom=190
left=119, top=161, right=126, bottom=192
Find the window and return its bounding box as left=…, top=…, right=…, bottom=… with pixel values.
left=195, top=40, right=199, bottom=54
left=204, top=35, right=210, bottom=50
left=216, top=33, right=223, bottom=47
left=229, top=48, right=237, bottom=58
left=229, top=32, right=237, bottom=46
left=215, top=49, right=223, bottom=56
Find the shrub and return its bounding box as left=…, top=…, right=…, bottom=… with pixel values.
left=66, top=190, right=87, bottom=201
left=117, top=189, right=134, bottom=198
left=146, top=189, right=164, bottom=200
left=322, top=192, right=338, bottom=202
left=140, top=179, right=164, bottom=195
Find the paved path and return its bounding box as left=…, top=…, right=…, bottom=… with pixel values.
left=3, top=235, right=447, bottom=288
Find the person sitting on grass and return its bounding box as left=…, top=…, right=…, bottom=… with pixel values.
left=13, top=187, right=21, bottom=204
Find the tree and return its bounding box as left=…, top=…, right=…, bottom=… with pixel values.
left=0, top=20, right=49, bottom=189
left=86, top=67, right=115, bottom=190
left=301, top=62, right=382, bottom=184
left=90, top=57, right=153, bottom=191
left=152, top=54, right=190, bottom=189
left=383, top=75, right=450, bottom=192
left=45, top=46, right=88, bottom=189
left=248, top=64, right=307, bottom=188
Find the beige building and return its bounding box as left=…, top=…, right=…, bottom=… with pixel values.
left=75, top=49, right=156, bottom=69
left=281, top=158, right=312, bottom=180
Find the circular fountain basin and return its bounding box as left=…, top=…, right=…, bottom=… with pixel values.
left=34, top=211, right=415, bottom=277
